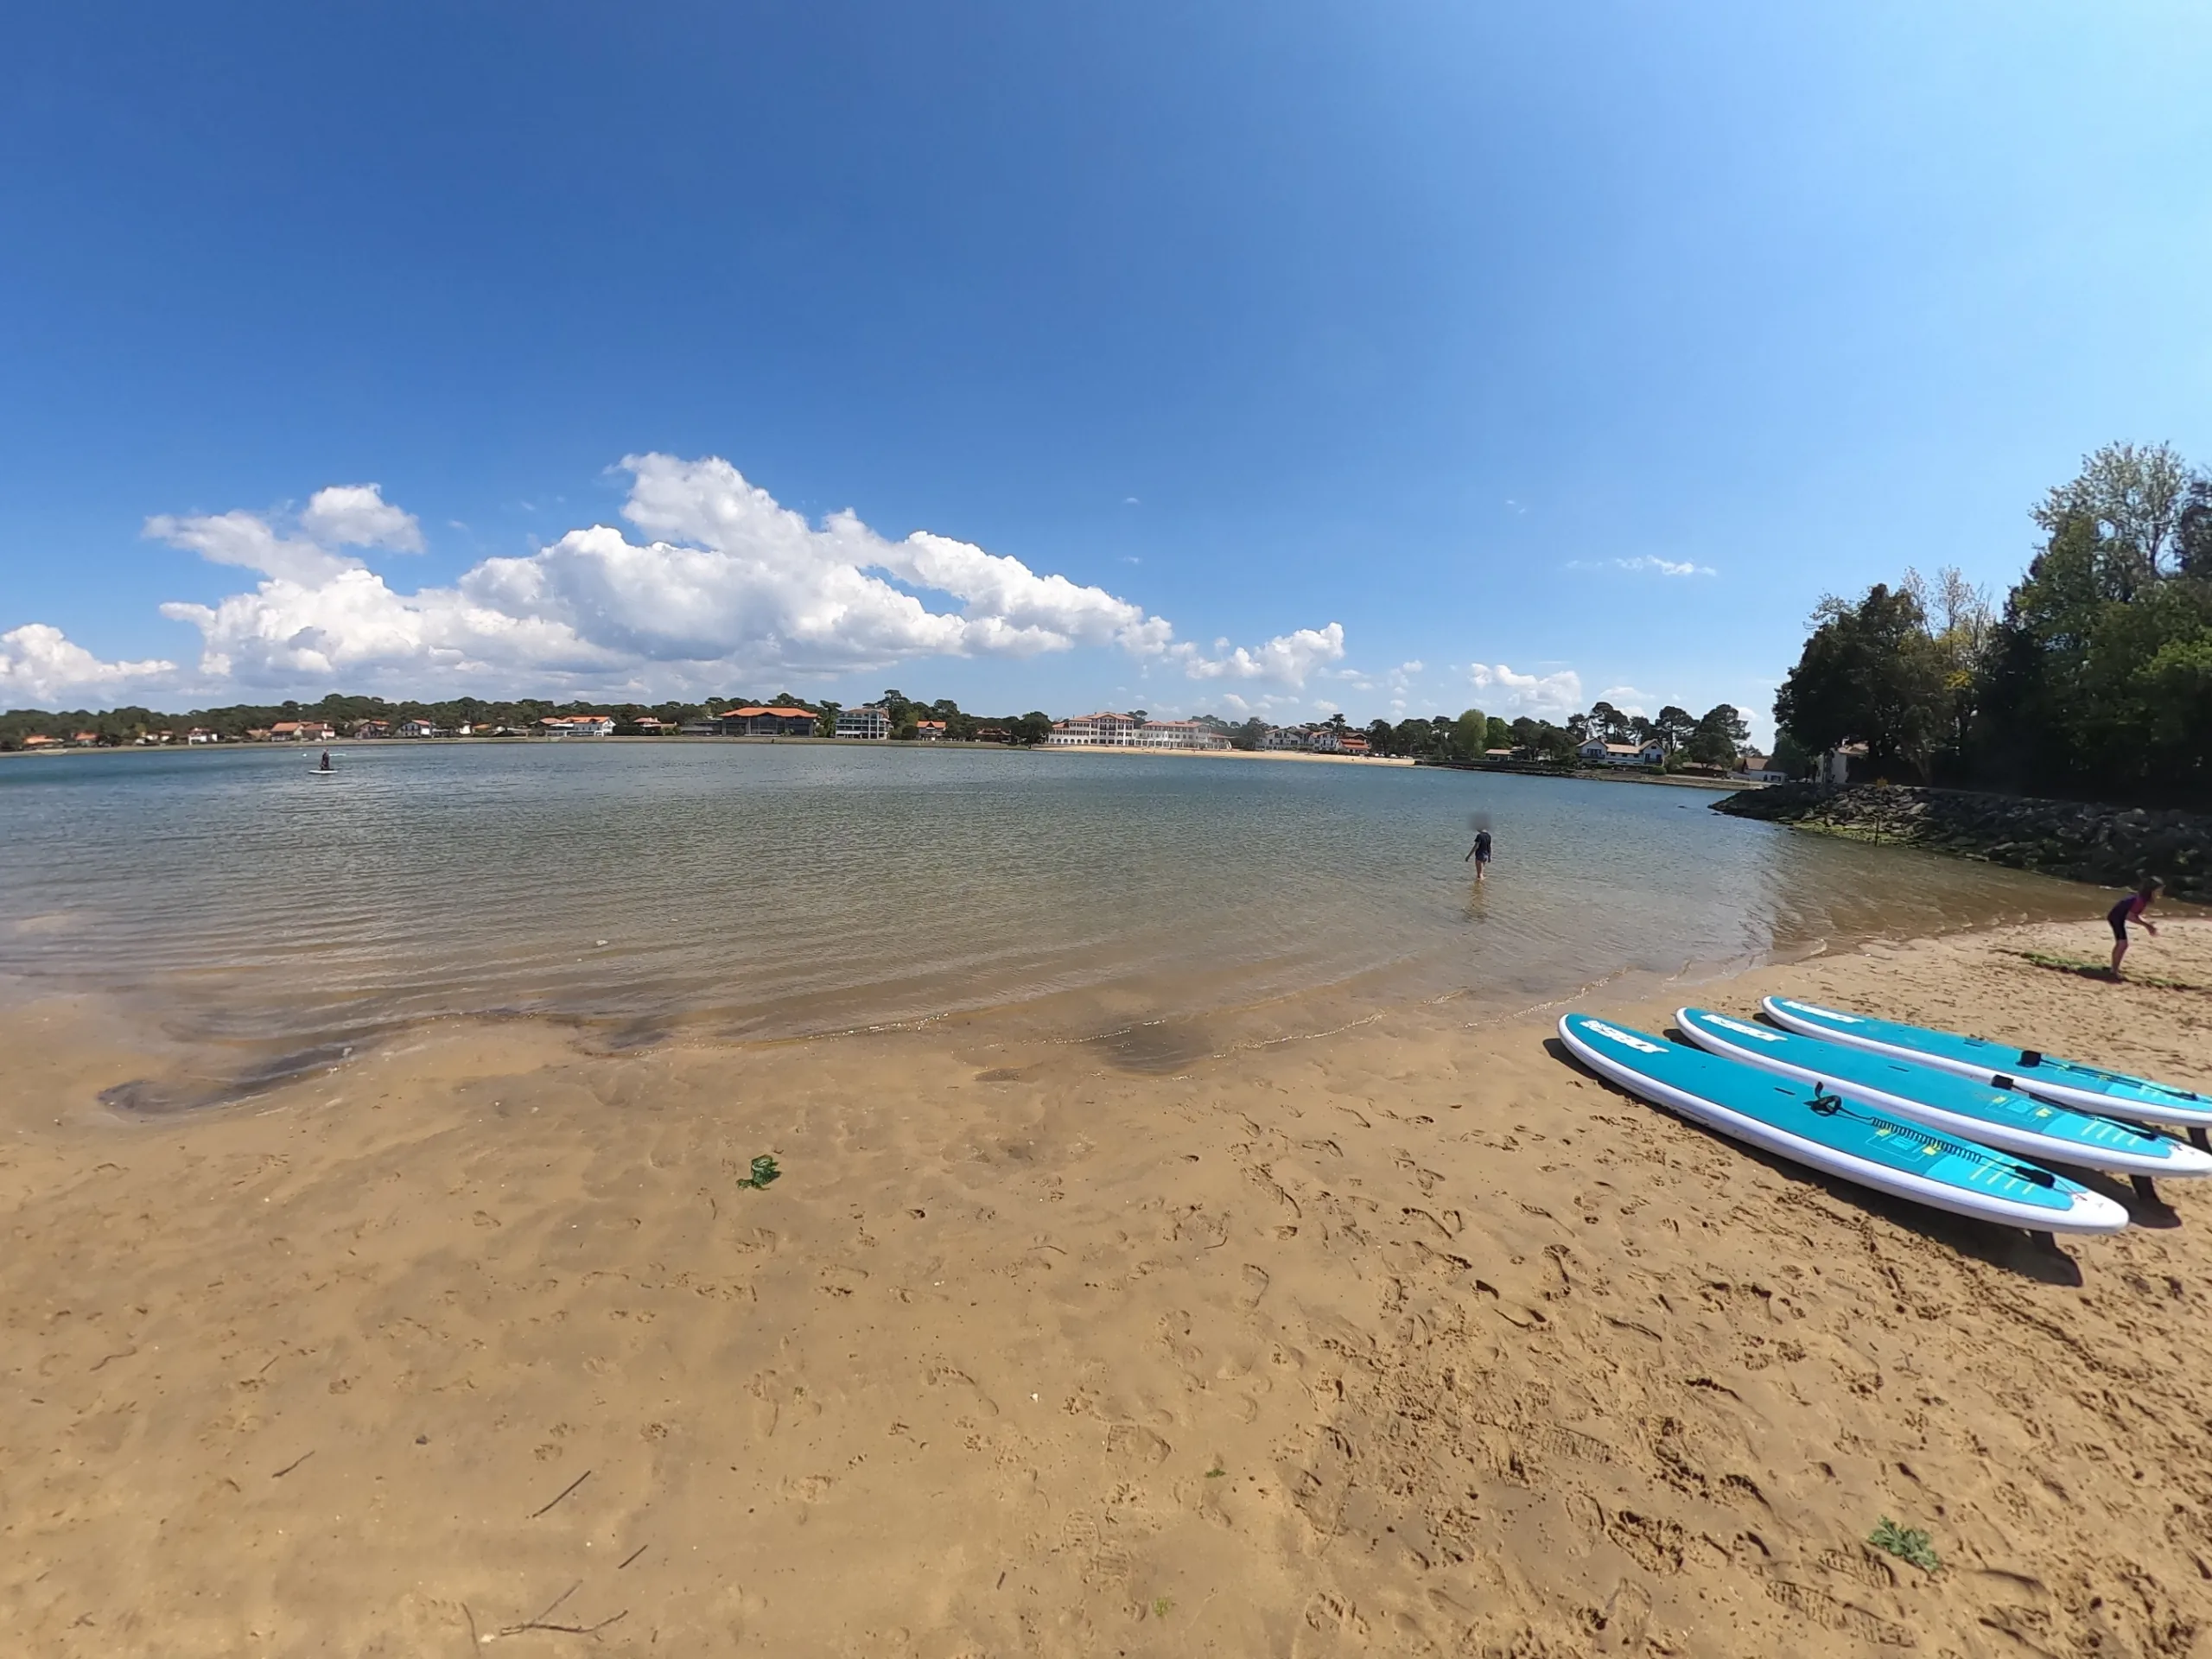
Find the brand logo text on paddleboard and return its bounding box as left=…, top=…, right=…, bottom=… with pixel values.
left=1585, top=1020, right=1663, bottom=1054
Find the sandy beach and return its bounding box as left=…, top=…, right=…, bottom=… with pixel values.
left=6, top=916, right=2212, bottom=1656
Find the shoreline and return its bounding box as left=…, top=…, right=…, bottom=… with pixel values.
left=0, top=736, right=1411, bottom=766
left=1718, top=780, right=2212, bottom=902
left=7, top=918, right=2212, bottom=1653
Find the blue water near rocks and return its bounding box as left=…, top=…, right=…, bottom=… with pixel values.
left=0, top=742, right=2084, bottom=1051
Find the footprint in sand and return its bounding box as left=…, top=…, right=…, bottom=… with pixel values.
left=1104, top=1423, right=1171, bottom=1465
left=1595, top=1580, right=1653, bottom=1655
left=1236, top=1263, right=1269, bottom=1309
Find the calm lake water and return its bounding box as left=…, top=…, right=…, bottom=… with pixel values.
left=0, top=743, right=2090, bottom=1057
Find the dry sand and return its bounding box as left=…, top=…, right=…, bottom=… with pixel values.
left=6, top=918, right=2212, bottom=1656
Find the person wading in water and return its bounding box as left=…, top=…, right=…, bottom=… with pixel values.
left=2107, top=876, right=2163, bottom=979
left=1465, top=827, right=1493, bottom=882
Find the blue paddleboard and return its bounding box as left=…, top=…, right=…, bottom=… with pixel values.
left=1559, top=1013, right=2127, bottom=1234
left=1762, top=997, right=2212, bottom=1130
left=1677, top=1007, right=2210, bottom=1179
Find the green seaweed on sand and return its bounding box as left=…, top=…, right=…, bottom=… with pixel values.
left=736, top=1154, right=781, bottom=1190
left=1867, top=1517, right=1940, bottom=1573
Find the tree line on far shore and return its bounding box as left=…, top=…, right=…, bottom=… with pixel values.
left=1776, top=443, right=2212, bottom=804
left=0, top=690, right=1055, bottom=750
left=1352, top=702, right=1752, bottom=769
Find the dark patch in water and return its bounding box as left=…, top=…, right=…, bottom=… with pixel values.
left=975, top=1068, right=1026, bottom=1084
left=1085, top=1021, right=1216, bottom=1076
left=577, top=1021, right=671, bottom=1055
left=100, top=1042, right=358, bottom=1116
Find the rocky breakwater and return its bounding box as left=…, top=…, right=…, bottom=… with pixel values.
left=1713, top=782, right=2212, bottom=902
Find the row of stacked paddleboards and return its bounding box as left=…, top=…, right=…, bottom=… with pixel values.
left=1560, top=998, right=2212, bottom=1239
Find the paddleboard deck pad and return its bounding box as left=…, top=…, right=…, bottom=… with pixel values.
left=1677, top=1007, right=2210, bottom=1179
left=1762, top=997, right=2212, bottom=1129
left=1559, top=1013, right=2127, bottom=1234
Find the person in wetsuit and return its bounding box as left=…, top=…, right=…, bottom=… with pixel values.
left=2108, top=876, right=2163, bottom=978
left=1464, top=828, right=1493, bottom=882
left=319, top=750, right=333, bottom=771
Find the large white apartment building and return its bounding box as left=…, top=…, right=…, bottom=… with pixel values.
left=835, top=704, right=892, bottom=740
left=1049, top=711, right=1138, bottom=746
left=1047, top=712, right=1228, bottom=750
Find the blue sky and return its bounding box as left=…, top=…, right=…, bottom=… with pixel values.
left=3, top=3, right=2208, bottom=735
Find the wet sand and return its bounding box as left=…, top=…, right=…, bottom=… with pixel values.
left=5, top=918, right=2212, bottom=1656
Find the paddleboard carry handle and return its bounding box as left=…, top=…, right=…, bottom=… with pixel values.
left=2019, top=1050, right=2043, bottom=1067
left=1993, top=1074, right=2015, bottom=1090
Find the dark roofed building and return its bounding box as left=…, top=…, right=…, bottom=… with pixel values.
left=717, top=704, right=819, bottom=737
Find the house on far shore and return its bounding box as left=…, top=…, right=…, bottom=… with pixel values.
left=834, top=704, right=892, bottom=741
left=270, top=720, right=336, bottom=742
left=21, top=734, right=60, bottom=749
left=1579, top=739, right=1664, bottom=767
left=911, top=720, right=946, bottom=741
left=73, top=731, right=100, bottom=747
left=539, top=715, right=616, bottom=737
left=974, top=726, right=1009, bottom=743
left=630, top=716, right=671, bottom=734
left=1483, top=747, right=1515, bottom=760
left=397, top=719, right=437, bottom=738
left=719, top=704, right=818, bottom=738
left=186, top=728, right=221, bottom=744
left=1815, top=743, right=1866, bottom=787
left=352, top=719, right=391, bottom=739
left=1733, top=752, right=1787, bottom=784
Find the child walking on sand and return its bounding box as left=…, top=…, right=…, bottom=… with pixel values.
left=2108, top=877, right=2164, bottom=979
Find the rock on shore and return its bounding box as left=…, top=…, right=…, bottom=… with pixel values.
left=1713, top=781, right=2212, bottom=901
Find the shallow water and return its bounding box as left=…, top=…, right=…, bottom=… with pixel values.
left=0, top=743, right=2092, bottom=1054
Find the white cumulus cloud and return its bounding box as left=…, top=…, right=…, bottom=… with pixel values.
left=1466, top=661, right=1584, bottom=720
left=142, top=508, right=359, bottom=584
left=101, top=454, right=1340, bottom=698
left=299, top=484, right=424, bottom=552
left=1173, top=623, right=1345, bottom=687
left=0, top=624, right=177, bottom=706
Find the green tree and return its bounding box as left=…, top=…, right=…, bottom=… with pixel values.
left=1452, top=707, right=1487, bottom=759
left=2034, top=442, right=2194, bottom=600
left=1774, top=586, right=1948, bottom=777
left=1688, top=703, right=1752, bottom=768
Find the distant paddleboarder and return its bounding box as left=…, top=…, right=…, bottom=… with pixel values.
left=2108, top=876, right=2163, bottom=979
left=318, top=750, right=333, bottom=772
